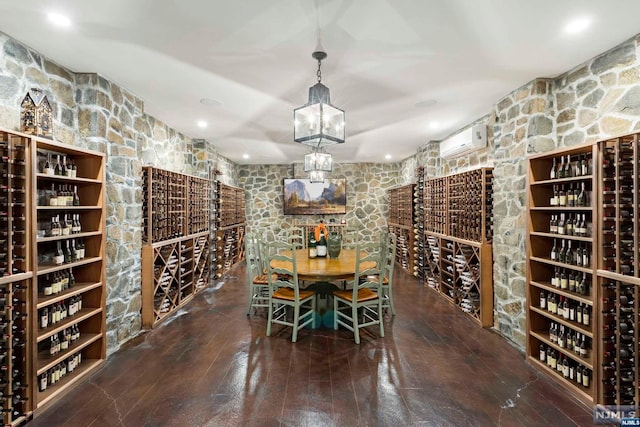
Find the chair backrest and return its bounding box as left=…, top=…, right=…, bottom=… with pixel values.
left=382, top=232, right=397, bottom=281
left=353, top=241, right=384, bottom=294
left=266, top=241, right=302, bottom=298
left=288, top=226, right=306, bottom=249
left=244, top=233, right=262, bottom=279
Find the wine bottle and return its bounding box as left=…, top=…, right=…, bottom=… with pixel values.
left=558, top=156, right=565, bottom=178
left=557, top=213, right=565, bottom=235
left=54, top=242, right=64, bottom=265
left=550, top=158, right=557, bottom=179
left=54, top=154, right=62, bottom=176
left=43, top=153, right=54, bottom=175
left=49, top=183, right=58, bottom=206
left=550, top=239, right=558, bottom=261
left=72, top=185, right=80, bottom=206
left=577, top=182, right=586, bottom=207
left=60, top=155, right=67, bottom=176
left=316, top=231, right=327, bottom=257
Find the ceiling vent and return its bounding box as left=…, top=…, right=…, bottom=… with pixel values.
left=439, top=124, right=487, bottom=159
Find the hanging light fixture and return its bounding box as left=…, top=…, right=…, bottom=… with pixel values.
left=304, top=147, right=333, bottom=173
left=293, top=35, right=345, bottom=147
left=308, top=170, right=325, bottom=183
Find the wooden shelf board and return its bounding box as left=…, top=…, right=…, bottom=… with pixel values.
left=36, top=231, right=102, bottom=243
left=529, top=256, right=593, bottom=274
left=37, top=281, right=102, bottom=309
left=529, top=232, right=592, bottom=242
left=37, top=257, right=102, bottom=276
left=529, top=280, right=593, bottom=306
left=596, top=269, right=640, bottom=286
left=0, top=271, right=33, bottom=285
left=36, top=205, right=102, bottom=211
left=37, top=359, right=104, bottom=409
left=530, top=175, right=594, bottom=186
left=36, top=173, right=101, bottom=184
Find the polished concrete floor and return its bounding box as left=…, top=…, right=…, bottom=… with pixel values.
left=31, top=262, right=594, bottom=426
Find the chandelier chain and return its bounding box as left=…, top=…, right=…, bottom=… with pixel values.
left=317, top=59, right=322, bottom=83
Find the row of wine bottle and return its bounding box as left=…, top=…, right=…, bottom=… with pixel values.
left=549, top=266, right=590, bottom=295
left=38, top=351, right=83, bottom=393
left=39, top=269, right=76, bottom=296
left=39, top=295, right=83, bottom=329
left=43, top=214, right=83, bottom=237
left=540, top=292, right=591, bottom=326
left=549, top=153, right=591, bottom=179
left=549, top=322, right=590, bottom=358
left=550, top=239, right=590, bottom=267
left=47, top=324, right=81, bottom=356
left=549, top=213, right=589, bottom=237
left=40, top=183, right=80, bottom=207
left=539, top=343, right=591, bottom=388
left=549, top=183, right=588, bottom=207
left=41, top=153, right=78, bottom=178
left=50, top=239, right=87, bottom=266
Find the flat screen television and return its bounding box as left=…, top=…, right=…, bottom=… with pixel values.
left=283, top=178, right=347, bottom=215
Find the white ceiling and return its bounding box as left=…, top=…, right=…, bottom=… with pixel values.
left=0, top=0, right=639, bottom=165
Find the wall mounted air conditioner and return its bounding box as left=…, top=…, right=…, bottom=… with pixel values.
left=439, top=124, right=487, bottom=159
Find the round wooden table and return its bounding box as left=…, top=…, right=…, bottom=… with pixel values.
left=270, top=249, right=375, bottom=282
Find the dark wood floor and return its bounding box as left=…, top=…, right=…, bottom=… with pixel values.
left=31, top=262, right=594, bottom=426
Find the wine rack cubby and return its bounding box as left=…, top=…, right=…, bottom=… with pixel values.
left=526, top=142, right=597, bottom=405
left=141, top=167, right=211, bottom=328
left=424, top=234, right=493, bottom=326
left=388, top=184, right=415, bottom=274
left=213, top=182, right=245, bottom=280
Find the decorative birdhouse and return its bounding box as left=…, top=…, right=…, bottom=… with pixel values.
left=20, top=88, right=53, bottom=139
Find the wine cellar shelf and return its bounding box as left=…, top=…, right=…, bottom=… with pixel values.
left=213, top=182, right=246, bottom=280
left=415, top=167, right=494, bottom=327
left=141, top=167, right=210, bottom=328
left=388, top=184, right=415, bottom=274
left=0, top=127, right=107, bottom=423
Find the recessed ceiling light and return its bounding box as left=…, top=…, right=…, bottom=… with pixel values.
left=429, top=121, right=440, bottom=129
left=200, top=98, right=223, bottom=107
left=47, top=12, right=71, bottom=27
left=385, top=154, right=392, bottom=160
left=197, top=121, right=207, bottom=128
left=415, top=99, right=437, bottom=108
left=564, top=17, right=590, bottom=34
left=242, top=154, right=249, bottom=159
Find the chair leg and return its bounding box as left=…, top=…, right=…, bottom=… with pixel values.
left=353, top=304, right=360, bottom=344
left=292, top=304, right=300, bottom=343
left=266, top=298, right=273, bottom=337
left=378, top=302, right=385, bottom=338
left=246, top=286, right=253, bottom=315
left=333, top=297, right=339, bottom=330
left=311, top=296, right=317, bottom=328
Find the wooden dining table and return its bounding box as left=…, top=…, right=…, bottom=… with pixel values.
left=270, top=248, right=376, bottom=283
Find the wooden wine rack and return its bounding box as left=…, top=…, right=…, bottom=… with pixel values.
left=30, top=133, right=107, bottom=415
left=413, top=167, right=426, bottom=279
left=388, top=184, right=415, bottom=274
left=141, top=167, right=210, bottom=328
left=141, top=232, right=209, bottom=327
left=526, top=142, right=597, bottom=405
left=213, top=182, right=245, bottom=279
left=0, top=130, right=33, bottom=425
left=596, top=132, right=640, bottom=416
left=417, top=167, right=494, bottom=327
left=424, top=234, right=493, bottom=326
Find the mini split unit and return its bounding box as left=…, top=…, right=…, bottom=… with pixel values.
left=439, top=124, right=488, bottom=159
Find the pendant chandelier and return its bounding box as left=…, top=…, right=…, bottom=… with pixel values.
left=293, top=44, right=345, bottom=148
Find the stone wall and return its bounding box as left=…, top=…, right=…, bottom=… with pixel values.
left=238, top=162, right=400, bottom=243
left=0, top=32, right=225, bottom=354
